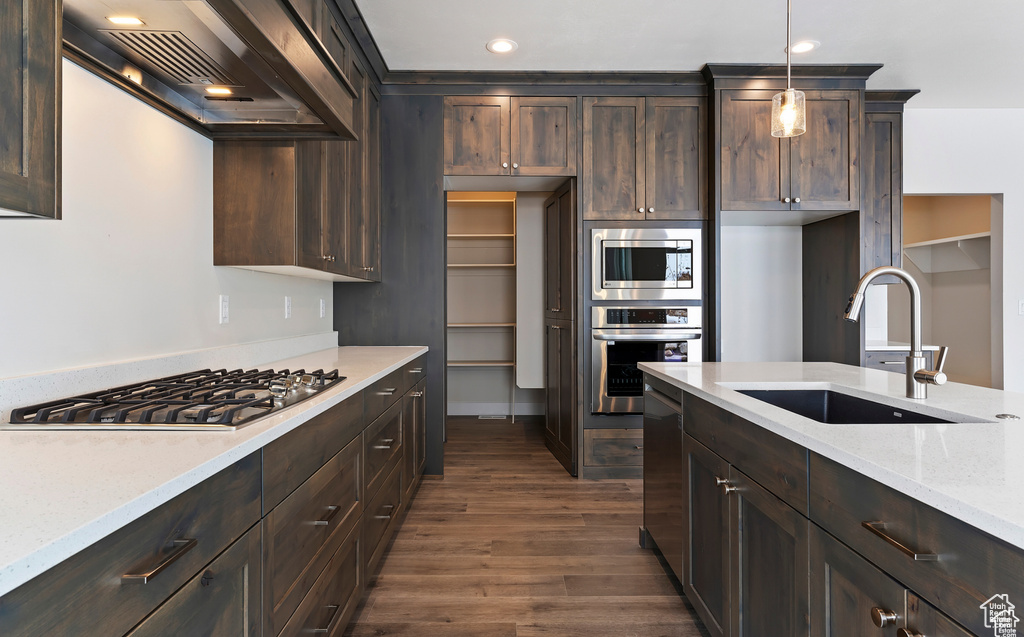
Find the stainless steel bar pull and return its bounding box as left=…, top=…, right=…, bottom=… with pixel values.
left=862, top=521, right=939, bottom=561
left=121, top=538, right=198, bottom=583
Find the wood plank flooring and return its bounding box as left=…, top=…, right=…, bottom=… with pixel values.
left=346, top=417, right=710, bottom=637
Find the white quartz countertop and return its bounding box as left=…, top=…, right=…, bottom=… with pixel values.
left=639, top=361, right=1024, bottom=550
left=0, top=345, right=427, bottom=597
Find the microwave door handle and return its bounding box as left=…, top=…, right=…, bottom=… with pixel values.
left=592, top=333, right=702, bottom=341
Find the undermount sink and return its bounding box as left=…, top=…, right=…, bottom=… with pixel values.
left=735, top=389, right=953, bottom=424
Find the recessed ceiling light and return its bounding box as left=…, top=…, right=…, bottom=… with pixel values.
left=486, top=39, right=518, bottom=54
left=205, top=87, right=233, bottom=95
left=789, top=40, right=820, bottom=54
left=106, top=16, right=145, bottom=26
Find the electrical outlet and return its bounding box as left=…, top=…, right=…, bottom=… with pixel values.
left=319, top=298, right=326, bottom=319
left=218, top=295, right=229, bottom=324
left=284, top=296, right=292, bottom=319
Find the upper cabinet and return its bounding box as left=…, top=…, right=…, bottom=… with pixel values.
left=719, top=89, right=860, bottom=212
left=0, top=0, right=59, bottom=218
left=582, top=96, right=705, bottom=220
left=444, top=96, right=577, bottom=176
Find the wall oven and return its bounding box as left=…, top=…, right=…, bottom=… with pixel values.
left=591, top=306, right=702, bottom=414
left=591, top=228, right=702, bottom=301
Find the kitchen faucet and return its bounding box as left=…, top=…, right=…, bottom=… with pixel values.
left=844, top=266, right=948, bottom=399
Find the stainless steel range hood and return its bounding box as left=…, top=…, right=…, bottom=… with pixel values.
left=63, top=0, right=357, bottom=139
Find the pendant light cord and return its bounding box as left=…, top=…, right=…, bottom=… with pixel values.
left=786, top=0, right=792, bottom=90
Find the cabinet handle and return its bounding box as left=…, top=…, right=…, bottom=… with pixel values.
left=714, top=476, right=739, bottom=494
left=376, top=388, right=396, bottom=396
left=312, top=505, right=341, bottom=527
left=794, top=197, right=801, bottom=203
left=783, top=197, right=791, bottom=203
left=512, top=163, right=519, bottom=169
left=637, top=207, right=645, bottom=213
left=871, top=607, right=899, bottom=628
left=896, top=630, right=923, bottom=637
left=648, top=207, right=654, bottom=213
left=410, top=391, right=424, bottom=397
left=361, top=266, right=374, bottom=272
left=410, top=367, right=423, bottom=374
left=633, top=445, right=643, bottom=450
left=502, top=162, right=509, bottom=168
left=121, top=538, right=197, bottom=584
left=861, top=521, right=939, bottom=561
left=375, top=503, right=396, bottom=520
left=373, top=437, right=395, bottom=450
left=311, top=604, right=342, bottom=634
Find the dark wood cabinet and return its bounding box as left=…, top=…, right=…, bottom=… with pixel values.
left=720, top=89, right=860, bottom=213
left=544, top=318, right=576, bottom=475
left=684, top=434, right=729, bottom=637
left=344, top=56, right=382, bottom=280
left=810, top=523, right=906, bottom=637
left=0, top=0, right=59, bottom=218
left=642, top=378, right=684, bottom=583
left=126, top=524, right=263, bottom=637
left=583, top=96, right=704, bottom=220
left=544, top=179, right=576, bottom=321
left=403, top=377, right=427, bottom=502
left=444, top=96, right=577, bottom=176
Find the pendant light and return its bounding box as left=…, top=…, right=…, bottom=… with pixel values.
left=771, top=0, right=806, bottom=137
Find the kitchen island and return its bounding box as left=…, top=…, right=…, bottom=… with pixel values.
left=639, top=361, right=1024, bottom=637
left=0, top=345, right=427, bottom=636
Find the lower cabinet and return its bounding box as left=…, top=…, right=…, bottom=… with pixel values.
left=683, top=434, right=810, bottom=637
left=641, top=377, right=684, bottom=582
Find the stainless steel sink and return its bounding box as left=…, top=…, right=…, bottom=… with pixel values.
left=735, top=389, right=953, bottom=424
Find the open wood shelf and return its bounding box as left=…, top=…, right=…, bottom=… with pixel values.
left=447, top=263, right=515, bottom=269
left=447, top=233, right=515, bottom=239
left=904, top=231, right=991, bottom=273
left=446, top=360, right=515, bottom=367
left=447, top=323, right=516, bottom=328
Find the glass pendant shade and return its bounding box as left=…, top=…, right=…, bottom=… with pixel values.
left=771, top=88, right=806, bottom=138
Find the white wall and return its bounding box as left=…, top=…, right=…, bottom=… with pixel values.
left=0, top=60, right=334, bottom=379
left=720, top=226, right=803, bottom=362
left=515, top=192, right=548, bottom=389
left=903, top=109, right=1021, bottom=391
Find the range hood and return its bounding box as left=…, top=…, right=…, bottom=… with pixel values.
left=63, top=0, right=357, bottom=139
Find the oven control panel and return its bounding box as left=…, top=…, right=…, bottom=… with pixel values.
left=594, top=306, right=701, bottom=329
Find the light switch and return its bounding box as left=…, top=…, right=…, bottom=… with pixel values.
left=284, top=296, right=292, bottom=319
left=218, top=295, right=229, bottom=324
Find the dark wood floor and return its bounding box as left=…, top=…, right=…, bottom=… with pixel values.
left=346, top=416, right=709, bottom=636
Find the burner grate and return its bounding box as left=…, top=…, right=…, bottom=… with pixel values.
left=9, top=368, right=344, bottom=430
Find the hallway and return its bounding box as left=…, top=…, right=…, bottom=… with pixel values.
left=346, top=417, right=708, bottom=636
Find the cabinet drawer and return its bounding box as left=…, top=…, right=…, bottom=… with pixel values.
left=907, top=594, right=973, bottom=637
left=403, top=357, right=427, bottom=394
left=278, top=522, right=362, bottom=637
left=584, top=429, right=643, bottom=466
left=684, top=393, right=808, bottom=514
left=364, top=461, right=403, bottom=576
left=810, top=453, right=1024, bottom=635
left=364, top=399, right=403, bottom=501
left=0, top=453, right=261, bottom=637
left=365, top=367, right=405, bottom=423
left=125, top=523, right=262, bottom=637
left=264, top=435, right=361, bottom=636
left=263, top=393, right=363, bottom=512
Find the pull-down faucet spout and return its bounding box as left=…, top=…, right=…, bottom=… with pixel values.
left=844, top=266, right=947, bottom=399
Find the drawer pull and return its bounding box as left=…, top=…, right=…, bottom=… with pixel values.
left=121, top=538, right=197, bottom=584
left=871, top=606, right=899, bottom=628
left=313, top=505, right=341, bottom=527
left=633, top=445, right=643, bottom=450
left=862, top=521, right=939, bottom=561
left=410, top=368, right=423, bottom=374
left=374, top=503, right=395, bottom=520
left=311, top=604, right=342, bottom=634
left=896, top=630, right=923, bottom=637
left=376, top=388, right=397, bottom=396
left=373, top=438, right=395, bottom=450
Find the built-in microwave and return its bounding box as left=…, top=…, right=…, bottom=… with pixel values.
left=591, top=228, right=702, bottom=301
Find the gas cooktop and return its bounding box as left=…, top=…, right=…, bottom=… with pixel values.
left=3, top=367, right=345, bottom=431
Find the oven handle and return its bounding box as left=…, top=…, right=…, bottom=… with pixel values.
left=592, top=333, right=702, bottom=341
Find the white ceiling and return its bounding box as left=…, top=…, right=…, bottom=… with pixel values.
left=353, top=0, right=1024, bottom=108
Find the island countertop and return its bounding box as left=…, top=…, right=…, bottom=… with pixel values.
left=0, top=345, right=427, bottom=598
left=638, top=361, right=1024, bottom=550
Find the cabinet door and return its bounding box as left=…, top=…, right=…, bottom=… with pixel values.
left=719, top=90, right=790, bottom=212
left=861, top=111, right=903, bottom=275
left=125, top=524, right=262, bottom=637
left=414, top=380, right=427, bottom=477
left=544, top=320, right=575, bottom=474
left=0, top=0, right=59, bottom=218
left=906, top=593, right=973, bottom=637
left=790, top=89, right=861, bottom=211
left=582, top=97, right=646, bottom=220
left=684, top=434, right=730, bottom=637
left=728, top=469, right=810, bottom=637
left=646, top=97, right=705, bottom=219
left=444, top=96, right=511, bottom=175
left=362, top=83, right=382, bottom=281
left=512, top=97, right=577, bottom=176
left=543, top=180, right=575, bottom=321
left=323, top=140, right=349, bottom=271
left=345, top=57, right=367, bottom=277
left=643, top=387, right=684, bottom=583
left=810, top=523, right=907, bottom=637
